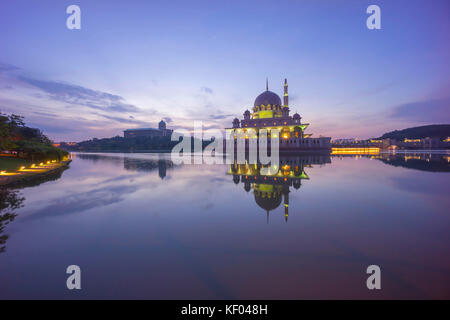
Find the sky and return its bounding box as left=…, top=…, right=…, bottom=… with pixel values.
left=0, top=0, right=449, bottom=141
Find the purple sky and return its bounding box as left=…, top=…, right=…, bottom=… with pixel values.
left=0, top=0, right=449, bottom=141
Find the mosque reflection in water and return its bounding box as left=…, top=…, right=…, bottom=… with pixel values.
left=228, top=155, right=331, bottom=222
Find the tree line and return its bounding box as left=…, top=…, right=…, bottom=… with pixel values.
left=0, top=113, right=68, bottom=161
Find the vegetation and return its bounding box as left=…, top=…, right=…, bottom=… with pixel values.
left=64, top=135, right=212, bottom=152
left=0, top=113, right=68, bottom=162
left=0, top=158, right=32, bottom=172
left=378, top=125, right=450, bottom=140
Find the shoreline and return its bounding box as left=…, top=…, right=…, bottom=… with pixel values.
left=0, top=160, right=72, bottom=187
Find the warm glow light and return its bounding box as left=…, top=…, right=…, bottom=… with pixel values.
left=404, top=138, right=421, bottom=143
left=331, top=147, right=380, bottom=155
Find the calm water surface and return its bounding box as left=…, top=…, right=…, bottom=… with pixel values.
left=1, top=152, right=449, bottom=299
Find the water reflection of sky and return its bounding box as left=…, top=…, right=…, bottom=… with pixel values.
left=0, top=152, right=449, bottom=299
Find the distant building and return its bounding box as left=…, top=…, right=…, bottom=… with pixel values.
left=124, top=120, right=173, bottom=138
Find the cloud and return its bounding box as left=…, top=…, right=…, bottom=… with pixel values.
left=389, top=97, right=450, bottom=123
left=201, top=86, right=213, bottom=94
left=29, top=123, right=81, bottom=134
left=163, top=116, right=173, bottom=123
left=0, top=63, right=19, bottom=73
left=209, top=114, right=234, bottom=120
left=98, top=113, right=149, bottom=125
left=19, top=76, right=140, bottom=113
left=174, top=123, right=224, bottom=132
left=21, top=185, right=139, bottom=221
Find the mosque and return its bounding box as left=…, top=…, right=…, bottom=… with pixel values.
left=226, top=79, right=331, bottom=152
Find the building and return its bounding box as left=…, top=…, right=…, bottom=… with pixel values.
left=332, top=137, right=450, bottom=150
left=124, top=120, right=173, bottom=138
left=226, top=79, right=331, bottom=152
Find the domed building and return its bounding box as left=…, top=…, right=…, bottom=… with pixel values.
left=124, top=119, right=173, bottom=138
left=226, top=79, right=331, bottom=151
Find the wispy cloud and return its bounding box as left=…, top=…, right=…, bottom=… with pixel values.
left=201, top=86, right=213, bottom=94
left=0, top=62, right=161, bottom=140
left=97, top=113, right=149, bottom=125
left=389, top=97, right=450, bottom=123
left=19, top=76, right=140, bottom=113
left=209, top=113, right=234, bottom=120
left=0, top=63, right=20, bottom=73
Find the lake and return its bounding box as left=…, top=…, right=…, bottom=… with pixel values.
left=1, top=151, right=449, bottom=299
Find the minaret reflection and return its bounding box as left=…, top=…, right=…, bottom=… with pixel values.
left=228, top=155, right=331, bottom=223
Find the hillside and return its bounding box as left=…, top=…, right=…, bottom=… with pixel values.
left=378, top=125, right=450, bottom=140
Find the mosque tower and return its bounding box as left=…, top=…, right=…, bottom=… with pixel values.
left=284, top=78, right=289, bottom=107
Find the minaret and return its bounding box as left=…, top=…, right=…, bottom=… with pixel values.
left=283, top=78, right=288, bottom=107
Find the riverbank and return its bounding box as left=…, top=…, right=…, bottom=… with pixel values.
left=0, top=159, right=72, bottom=187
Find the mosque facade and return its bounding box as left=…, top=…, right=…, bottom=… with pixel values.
left=226, top=79, right=331, bottom=152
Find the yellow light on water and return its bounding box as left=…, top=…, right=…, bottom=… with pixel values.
left=331, top=147, right=380, bottom=155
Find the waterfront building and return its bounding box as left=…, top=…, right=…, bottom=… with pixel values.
left=124, top=120, right=173, bottom=138
left=333, top=137, right=450, bottom=150
left=226, top=79, right=331, bottom=152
